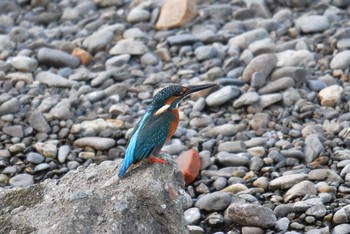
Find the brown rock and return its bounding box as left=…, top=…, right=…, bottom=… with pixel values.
left=72, top=48, right=92, bottom=65
left=176, top=149, right=200, bottom=185
left=156, top=0, right=197, bottom=30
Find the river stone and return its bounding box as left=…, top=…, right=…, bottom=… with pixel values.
left=205, top=86, right=240, bottom=107
left=10, top=56, right=38, bottom=72
left=110, top=39, right=148, bottom=55
left=28, top=111, right=51, bottom=133
left=228, top=28, right=269, bottom=49
left=9, top=173, right=34, bottom=187
left=258, top=77, right=295, bottom=94
left=304, top=134, right=325, bottom=162
left=37, top=48, right=80, bottom=68
left=330, top=50, right=350, bottom=70
left=295, top=15, right=330, bottom=33
left=195, top=191, right=231, bottom=211
left=233, top=92, right=260, bottom=108
left=242, top=54, right=277, bottom=83
left=73, top=137, right=115, bottom=150
left=318, top=85, right=343, bottom=107
left=269, top=174, right=308, bottom=190
left=284, top=181, right=317, bottom=202
left=224, top=203, right=277, bottom=229
left=36, top=72, right=76, bottom=88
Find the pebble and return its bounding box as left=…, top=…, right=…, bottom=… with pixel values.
left=205, top=86, right=240, bottom=107
left=242, top=54, right=277, bottom=83
left=258, top=77, right=295, bottom=94
left=284, top=181, right=317, bottom=202
left=269, top=174, right=308, bottom=190
left=295, top=15, right=330, bottom=33
left=110, top=39, right=148, bottom=55
left=2, top=125, right=23, bottom=138
left=0, top=98, right=19, bottom=116
left=217, top=152, right=249, bottom=166
left=58, top=145, right=70, bottom=163
left=10, top=56, right=38, bottom=72
left=73, top=137, right=115, bottom=150
left=9, top=174, right=34, bottom=187
left=332, top=224, right=350, bottom=234
left=167, top=34, right=199, bottom=46
left=205, top=124, right=238, bottom=137
left=218, top=141, right=246, bottom=153
left=36, top=72, right=76, bottom=88
left=233, top=92, right=260, bottom=108
left=49, top=99, right=73, bottom=120
left=83, top=29, right=114, bottom=53
left=28, top=110, right=51, bottom=133
left=37, top=48, right=79, bottom=68
left=26, top=152, right=45, bottom=164
left=34, top=142, right=57, bottom=158
left=195, top=191, right=231, bottom=211
left=330, top=50, right=350, bottom=70
left=228, top=28, right=269, bottom=49
left=304, top=134, right=325, bottom=162
left=318, top=85, right=343, bottom=107
left=184, top=207, right=201, bottom=225
left=194, top=45, right=218, bottom=61
left=127, top=8, right=150, bottom=23
left=225, top=203, right=276, bottom=229
left=176, top=149, right=201, bottom=185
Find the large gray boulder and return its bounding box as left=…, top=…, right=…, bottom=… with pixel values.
left=0, top=155, right=188, bottom=234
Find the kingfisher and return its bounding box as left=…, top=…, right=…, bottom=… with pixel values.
left=118, top=83, right=216, bottom=177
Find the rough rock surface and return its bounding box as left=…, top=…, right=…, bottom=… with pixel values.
left=0, top=155, right=188, bottom=234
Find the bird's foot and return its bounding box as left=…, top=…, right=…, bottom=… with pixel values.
left=149, top=156, right=168, bottom=164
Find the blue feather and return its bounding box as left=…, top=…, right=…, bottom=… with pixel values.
left=118, top=112, right=151, bottom=177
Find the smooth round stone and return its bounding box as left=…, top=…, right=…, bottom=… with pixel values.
left=213, top=177, right=227, bottom=191
left=253, top=177, right=269, bottom=190
left=332, top=224, right=350, bottom=234
left=73, top=137, right=115, bottom=150
left=10, top=56, right=38, bottom=72
left=304, top=134, right=324, bottom=163
left=205, top=124, right=238, bottom=137
left=36, top=71, right=76, bottom=88
left=34, top=142, right=57, bottom=158
left=127, top=8, right=150, bottom=23
left=9, top=143, right=25, bottom=153
left=0, top=98, right=19, bottom=116
left=204, top=67, right=223, bottom=81
left=218, top=141, right=246, bottom=153
left=110, top=39, right=148, bottom=55
left=106, top=54, right=131, bottom=67
left=269, top=174, right=308, bottom=190
left=307, top=80, right=326, bottom=92
left=333, top=205, right=350, bottom=224
left=308, top=169, right=328, bottom=181
left=9, top=173, right=34, bottom=187
left=318, top=85, right=343, bottom=107
left=2, top=125, right=23, bottom=138
left=206, top=86, right=240, bottom=107
left=37, top=48, right=79, bottom=68
left=34, top=163, right=50, bottom=172
left=28, top=110, right=51, bottom=133
left=295, top=15, right=330, bottom=33
left=83, top=29, right=114, bottom=53
left=228, top=28, right=269, bottom=49
left=276, top=50, right=314, bottom=67
left=258, top=77, right=295, bottom=94
left=123, top=28, right=145, bottom=39
left=284, top=181, right=317, bottom=202
left=67, top=161, right=80, bottom=170
left=58, top=145, right=70, bottom=163
left=195, top=191, right=231, bottom=211
left=187, top=225, right=204, bottom=234
left=222, top=183, right=248, bottom=194
left=242, top=54, right=277, bottom=83
left=2, top=166, right=18, bottom=174
left=194, top=45, right=218, bottom=61
left=26, top=152, right=45, bottom=164
left=141, top=53, right=158, bottom=66
left=217, top=152, right=249, bottom=166
left=184, top=207, right=201, bottom=225
left=49, top=99, right=73, bottom=120
left=233, top=92, right=260, bottom=108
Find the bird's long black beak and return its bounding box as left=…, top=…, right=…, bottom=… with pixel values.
left=185, top=83, right=217, bottom=96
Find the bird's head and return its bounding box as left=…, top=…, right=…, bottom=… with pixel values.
left=150, top=83, right=216, bottom=115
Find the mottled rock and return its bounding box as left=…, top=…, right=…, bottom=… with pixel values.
left=224, top=203, right=276, bottom=229
left=284, top=181, right=317, bottom=202
left=73, top=137, right=115, bottom=150
left=304, top=134, right=325, bottom=162
left=318, top=85, right=343, bottom=107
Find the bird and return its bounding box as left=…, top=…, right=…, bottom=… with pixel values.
left=118, top=83, right=216, bottom=177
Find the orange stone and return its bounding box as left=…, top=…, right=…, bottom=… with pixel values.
left=155, top=0, right=197, bottom=30
left=176, top=149, right=201, bottom=185
left=72, top=48, right=91, bottom=65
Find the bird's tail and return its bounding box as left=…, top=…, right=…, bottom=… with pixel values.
left=118, top=156, right=133, bottom=177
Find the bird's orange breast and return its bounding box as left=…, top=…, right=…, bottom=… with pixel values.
left=166, top=108, right=179, bottom=143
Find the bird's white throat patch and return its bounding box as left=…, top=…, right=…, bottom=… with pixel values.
left=154, top=104, right=170, bottom=116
